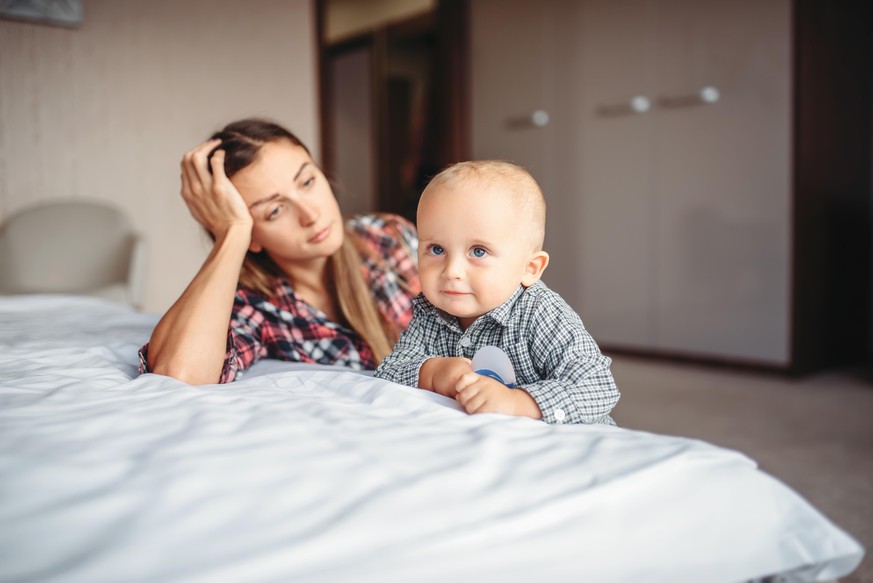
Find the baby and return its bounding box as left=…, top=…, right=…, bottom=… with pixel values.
left=375, top=161, right=619, bottom=424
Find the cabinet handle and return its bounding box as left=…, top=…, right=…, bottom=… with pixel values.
left=505, top=109, right=551, bottom=129
left=596, top=95, right=651, bottom=117
left=658, top=86, right=720, bottom=109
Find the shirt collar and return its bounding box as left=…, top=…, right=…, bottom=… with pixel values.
left=486, top=284, right=528, bottom=326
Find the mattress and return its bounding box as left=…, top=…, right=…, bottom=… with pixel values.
left=0, top=295, right=864, bottom=582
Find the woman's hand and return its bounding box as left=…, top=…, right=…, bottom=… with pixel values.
left=148, top=140, right=255, bottom=385
left=180, top=138, right=253, bottom=240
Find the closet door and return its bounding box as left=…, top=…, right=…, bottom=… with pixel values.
left=471, top=0, right=793, bottom=365
left=470, top=0, right=557, bottom=179
left=469, top=0, right=562, bottom=285
left=566, top=0, right=655, bottom=348
left=651, top=0, right=791, bottom=363
left=471, top=0, right=655, bottom=349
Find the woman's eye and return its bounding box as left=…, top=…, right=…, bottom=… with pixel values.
left=301, top=176, right=315, bottom=189
left=427, top=244, right=445, bottom=256
left=266, top=205, right=283, bottom=220
left=470, top=246, right=489, bottom=258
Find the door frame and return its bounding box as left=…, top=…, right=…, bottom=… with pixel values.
left=316, top=0, right=470, bottom=214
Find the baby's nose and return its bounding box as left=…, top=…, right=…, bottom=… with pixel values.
left=442, top=255, right=464, bottom=279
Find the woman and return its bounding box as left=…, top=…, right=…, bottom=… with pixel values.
left=140, top=119, right=420, bottom=385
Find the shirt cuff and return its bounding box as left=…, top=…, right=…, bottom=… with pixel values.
left=218, top=331, right=241, bottom=383
left=375, top=356, right=428, bottom=388
left=138, top=343, right=150, bottom=374
left=520, top=380, right=584, bottom=425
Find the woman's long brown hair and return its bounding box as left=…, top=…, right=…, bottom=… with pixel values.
left=206, top=118, right=401, bottom=363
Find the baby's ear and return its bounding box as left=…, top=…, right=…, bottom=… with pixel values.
left=521, top=251, right=549, bottom=287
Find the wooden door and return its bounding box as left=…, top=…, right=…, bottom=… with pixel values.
left=469, top=0, right=561, bottom=272
left=327, top=45, right=377, bottom=216
left=563, top=0, right=656, bottom=348
left=651, top=0, right=791, bottom=363
left=471, top=0, right=657, bottom=348
left=470, top=0, right=793, bottom=365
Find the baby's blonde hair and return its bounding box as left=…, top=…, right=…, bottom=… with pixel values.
left=421, top=160, right=546, bottom=250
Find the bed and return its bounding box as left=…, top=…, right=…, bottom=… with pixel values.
left=0, top=294, right=864, bottom=582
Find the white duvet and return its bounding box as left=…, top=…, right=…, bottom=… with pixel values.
left=0, top=295, right=864, bottom=582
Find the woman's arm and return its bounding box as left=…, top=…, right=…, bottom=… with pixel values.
left=146, top=142, right=254, bottom=385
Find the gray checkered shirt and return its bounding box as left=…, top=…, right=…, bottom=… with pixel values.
left=375, top=281, right=619, bottom=425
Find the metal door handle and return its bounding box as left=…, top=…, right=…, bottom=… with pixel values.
left=658, top=86, right=720, bottom=108
left=596, top=95, right=651, bottom=117
left=505, top=109, right=551, bottom=129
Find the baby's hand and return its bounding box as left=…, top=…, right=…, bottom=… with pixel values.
left=419, top=357, right=473, bottom=398
left=455, top=373, right=543, bottom=419
left=455, top=372, right=518, bottom=416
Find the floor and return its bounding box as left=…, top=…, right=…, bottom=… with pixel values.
left=609, top=355, right=873, bottom=583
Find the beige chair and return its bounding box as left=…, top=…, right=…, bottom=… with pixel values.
left=0, top=200, right=146, bottom=308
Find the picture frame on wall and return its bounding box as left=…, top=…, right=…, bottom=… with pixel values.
left=0, top=0, right=83, bottom=28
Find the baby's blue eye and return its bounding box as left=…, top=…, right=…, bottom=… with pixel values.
left=427, top=244, right=445, bottom=256
left=470, top=246, right=488, bottom=258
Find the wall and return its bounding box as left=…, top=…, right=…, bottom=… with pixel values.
left=0, top=0, right=318, bottom=313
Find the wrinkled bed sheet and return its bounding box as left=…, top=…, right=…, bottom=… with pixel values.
left=0, top=295, right=863, bottom=582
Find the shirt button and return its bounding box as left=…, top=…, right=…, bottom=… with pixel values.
left=459, top=337, right=472, bottom=348
left=554, top=408, right=566, bottom=423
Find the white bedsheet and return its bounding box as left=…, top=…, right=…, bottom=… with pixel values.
left=0, top=295, right=864, bottom=582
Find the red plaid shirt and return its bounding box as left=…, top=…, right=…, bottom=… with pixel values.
left=140, top=214, right=419, bottom=383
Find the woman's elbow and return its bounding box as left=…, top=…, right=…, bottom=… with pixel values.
left=149, top=358, right=221, bottom=385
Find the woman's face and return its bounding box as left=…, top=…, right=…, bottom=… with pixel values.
left=231, top=140, right=344, bottom=267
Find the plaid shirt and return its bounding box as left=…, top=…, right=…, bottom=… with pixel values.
left=374, top=281, right=619, bottom=425
left=140, top=214, right=419, bottom=383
